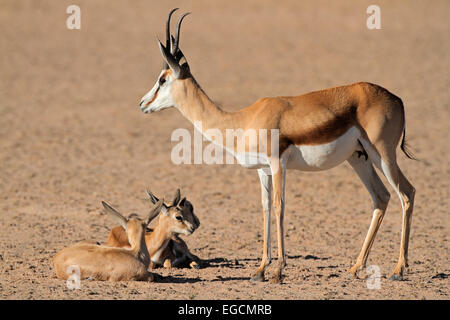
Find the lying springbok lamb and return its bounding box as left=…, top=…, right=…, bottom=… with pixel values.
left=105, top=189, right=202, bottom=268
left=53, top=199, right=164, bottom=281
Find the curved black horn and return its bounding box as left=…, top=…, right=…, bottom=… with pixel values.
left=172, top=12, right=191, bottom=55
left=171, top=35, right=186, bottom=63
left=166, top=8, right=179, bottom=50
left=162, top=8, right=179, bottom=69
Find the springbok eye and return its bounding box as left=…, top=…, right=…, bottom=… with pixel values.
left=175, top=216, right=183, bottom=222
left=159, top=77, right=166, bottom=85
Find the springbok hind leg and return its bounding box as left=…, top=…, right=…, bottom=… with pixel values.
left=358, top=135, right=416, bottom=280
left=347, top=152, right=390, bottom=278
left=378, top=159, right=415, bottom=280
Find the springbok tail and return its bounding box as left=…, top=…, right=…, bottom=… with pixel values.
left=400, top=126, right=417, bottom=160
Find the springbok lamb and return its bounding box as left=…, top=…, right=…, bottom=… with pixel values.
left=104, top=189, right=201, bottom=268
left=53, top=199, right=164, bottom=281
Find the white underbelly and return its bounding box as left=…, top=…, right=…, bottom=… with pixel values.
left=218, top=126, right=361, bottom=171
left=286, top=126, right=361, bottom=171
left=234, top=152, right=270, bottom=169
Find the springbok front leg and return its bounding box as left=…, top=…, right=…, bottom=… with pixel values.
left=252, top=168, right=272, bottom=282
left=270, top=158, right=287, bottom=284
left=347, top=152, right=390, bottom=277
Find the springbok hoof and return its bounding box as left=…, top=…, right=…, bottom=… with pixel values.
left=349, top=261, right=365, bottom=278
left=349, top=267, right=361, bottom=279
left=251, top=271, right=265, bottom=282
left=389, top=274, right=403, bottom=281
left=269, top=275, right=283, bottom=284
left=269, top=270, right=283, bottom=284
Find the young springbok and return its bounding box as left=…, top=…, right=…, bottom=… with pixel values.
left=104, top=189, right=201, bottom=268
left=138, top=9, right=416, bottom=283
left=53, top=199, right=164, bottom=281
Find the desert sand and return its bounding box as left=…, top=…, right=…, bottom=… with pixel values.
left=0, top=0, right=448, bottom=299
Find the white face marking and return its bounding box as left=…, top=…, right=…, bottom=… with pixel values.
left=139, top=70, right=177, bottom=113
left=286, top=126, right=361, bottom=171
left=173, top=226, right=192, bottom=236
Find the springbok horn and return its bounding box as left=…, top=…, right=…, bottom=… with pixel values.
left=171, top=35, right=188, bottom=65
left=162, top=8, right=179, bottom=69
left=172, top=12, right=191, bottom=55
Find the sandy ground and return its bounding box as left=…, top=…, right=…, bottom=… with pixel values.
left=0, top=0, right=449, bottom=300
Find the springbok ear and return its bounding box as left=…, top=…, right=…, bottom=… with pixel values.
left=145, top=198, right=164, bottom=226
left=179, top=197, right=186, bottom=207
left=146, top=189, right=168, bottom=214
left=102, top=201, right=128, bottom=230
left=172, top=188, right=181, bottom=206
left=146, top=189, right=159, bottom=203
left=158, top=40, right=181, bottom=78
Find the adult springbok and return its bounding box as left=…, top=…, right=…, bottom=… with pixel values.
left=53, top=199, right=164, bottom=281
left=139, top=9, right=416, bottom=283
left=105, top=189, right=202, bottom=268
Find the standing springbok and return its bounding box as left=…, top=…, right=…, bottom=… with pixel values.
left=53, top=199, right=164, bottom=281
left=139, top=9, right=416, bottom=283
left=104, top=189, right=202, bottom=268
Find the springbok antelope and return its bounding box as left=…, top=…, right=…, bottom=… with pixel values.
left=139, top=9, right=416, bottom=283
left=104, top=189, right=201, bottom=268
left=53, top=199, right=164, bottom=281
